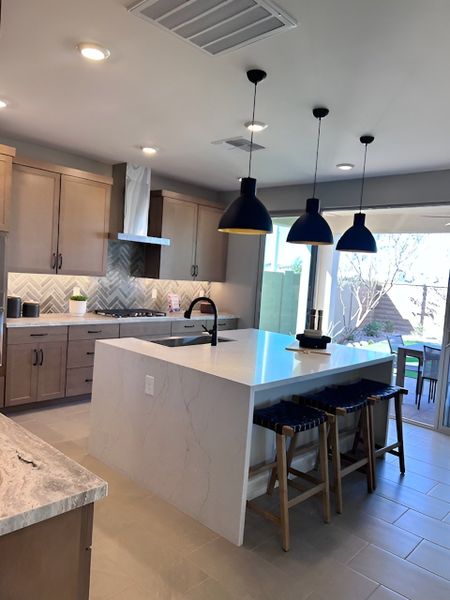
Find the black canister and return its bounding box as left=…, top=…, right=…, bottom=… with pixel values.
left=7, top=296, right=22, bottom=318
left=22, top=302, right=40, bottom=318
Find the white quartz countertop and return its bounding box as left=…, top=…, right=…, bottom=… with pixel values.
left=0, top=414, right=107, bottom=536
left=98, top=328, right=393, bottom=391
left=6, top=311, right=238, bottom=328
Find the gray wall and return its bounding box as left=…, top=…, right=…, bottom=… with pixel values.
left=0, top=135, right=221, bottom=202
left=0, top=135, right=112, bottom=177
left=215, top=169, right=450, bottom=328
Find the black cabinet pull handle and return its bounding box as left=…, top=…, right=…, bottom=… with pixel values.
left=32, top=349, right=38, bottom=366
left=195, top=265, right=199, bottom=277
left=184, top=324, right=195, bottom=328
left=51, top=252, right=57, bottom=270
left=86, top=351, right=95, bottom=356
left=30, top=333, right=48, bottom=337
left=87, top=330, right=101, bottom=334
left=191, top=265, right=195, bottom=277
left=39, top=348, right=44, bottom=366
left=85, top=378, right=93, bottom=383
left=218, top=323, right=226, bottom=327
left=58, top=253, right=63, bottom=270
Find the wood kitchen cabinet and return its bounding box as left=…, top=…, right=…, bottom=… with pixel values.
left=8, top=165, right=60, bottom=274
left=0, top=144, right=15, bottom=232
left=8, top=158, right=112, bottom=276
left=5, top=327, right=68, bottom=407
left=145, top=190, right=228, bottom=282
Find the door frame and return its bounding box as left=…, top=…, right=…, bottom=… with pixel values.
left=435, top=272, right=450, bottom=434
left=255, top=211, right=317, bottom=332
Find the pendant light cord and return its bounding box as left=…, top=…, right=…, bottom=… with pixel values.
left=312, top=117, right=322, bottom=198
left=248, top=82, right=257, bottom=178
left=359, top=143, right=368, bottom=213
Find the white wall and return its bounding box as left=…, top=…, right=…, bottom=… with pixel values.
left=216, top=169, right=450, bottom=328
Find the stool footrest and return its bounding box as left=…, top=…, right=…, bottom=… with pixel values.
left=287, top=483, right=326, bottom=508
left=374, top=442, right=399, bottom=457
left=247, top=500, right=280, bottom=526
left=288, top=467, right=321, bottom=485
left=340, top=458, right=369, bottom=478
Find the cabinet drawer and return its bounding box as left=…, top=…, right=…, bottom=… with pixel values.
left=171, top=320, right=206, bottom=335
left=206, top=318, right=238, bottom=331
left=66, top=367, right=93, bottom=397
left=7, top=326, right=68, bottom=345
left=67, top=339, right=96, bottom=368
left=68, top=324, right=119, bottom=340
left=119, top=321, right=171, bottom=338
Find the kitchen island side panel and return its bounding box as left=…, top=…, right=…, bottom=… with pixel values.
left=89, top=342, right=254, bottom=545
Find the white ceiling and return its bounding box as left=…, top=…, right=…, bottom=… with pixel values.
left=2, top=0, right=450, bottom=191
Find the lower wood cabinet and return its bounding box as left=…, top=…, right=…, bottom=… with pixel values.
left=5, top=340, right=67, bottom=407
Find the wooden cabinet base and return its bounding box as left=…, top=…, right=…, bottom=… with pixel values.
left=0, top=504, right=93, bottom=600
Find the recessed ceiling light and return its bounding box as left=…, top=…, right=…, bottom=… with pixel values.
left=77, top=42, right=110, bottom=61
left=336, top=163, right=354, bottom=171
left=245, top=120, right=268, bottom=132
left=0, top=99, right=8, bottom=109
left=141, top=146, right=158, bottom=155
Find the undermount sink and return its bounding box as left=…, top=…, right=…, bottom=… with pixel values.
left=151, top=335, right=234, bottom=348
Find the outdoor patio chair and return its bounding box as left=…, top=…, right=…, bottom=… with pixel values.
left=387, top=334, right=421, bottom=400
left=417, top=345, right=441, bottom=409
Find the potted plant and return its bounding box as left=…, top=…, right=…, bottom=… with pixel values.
left=69, top=294, right=88, bottom=316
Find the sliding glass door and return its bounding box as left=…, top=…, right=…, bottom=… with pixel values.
left=258, top=217, right=312, bottom=336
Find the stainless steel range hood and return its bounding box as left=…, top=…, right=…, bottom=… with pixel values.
left=109, top=163, right=170, bottom=246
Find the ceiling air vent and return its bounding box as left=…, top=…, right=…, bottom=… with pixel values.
left=128, top=0, right=297, bottom=55
left=212, top=137, right=266, bottom=151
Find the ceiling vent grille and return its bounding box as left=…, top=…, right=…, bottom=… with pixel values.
left=212, top=137, right=266, bottom=151
left=128, top=0, right=297, bottom=55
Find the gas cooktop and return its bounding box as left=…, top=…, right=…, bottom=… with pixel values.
left=95, top=309, right=166, bottom=318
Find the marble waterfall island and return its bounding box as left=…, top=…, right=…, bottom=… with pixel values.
left=89, top=328, right=393, bottom=546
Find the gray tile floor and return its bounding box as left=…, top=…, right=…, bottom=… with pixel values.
left=9, top=401, right=450, bottom=600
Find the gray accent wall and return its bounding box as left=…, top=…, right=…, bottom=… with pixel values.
left=215, top=168, right=450, bottom=329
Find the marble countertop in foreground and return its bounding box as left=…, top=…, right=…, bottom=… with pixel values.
left=0, top=414, right=107, bottom=536
left=6, top=311, right=238, bottom=328
left=99, top=328, right=393, bottom=390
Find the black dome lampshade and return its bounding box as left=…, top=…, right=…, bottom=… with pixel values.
left=287, top=107, right=333, bottom=245
left=336, top=135, right=377, bottom=253
left=218, top=177, right=272, bottom=234
left=218, top=69, right=273, bottom=235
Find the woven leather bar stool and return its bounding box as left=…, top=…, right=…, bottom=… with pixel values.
left=295, top=386, right=374, bottom=514
left=248, top=401, right=330, bottom=552
left=352, top=379, right=407, bottom=489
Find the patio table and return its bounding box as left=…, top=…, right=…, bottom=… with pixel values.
left=395, top=342, right=441, bottom=389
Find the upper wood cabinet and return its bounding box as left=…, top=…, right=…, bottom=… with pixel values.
left=195, top=204, right=227, bottom=282
left=58, top=175, right=110, bottom=276
left=0, top=144, right=16, bottom=232
left=8, top=158, right=112, bottom=276
left=8, top=165, right=60, bottom=274
left=145, top=190, right=228, bottom=282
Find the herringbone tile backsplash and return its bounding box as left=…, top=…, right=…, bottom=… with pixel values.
left=8, top=242, right=211, bottom=313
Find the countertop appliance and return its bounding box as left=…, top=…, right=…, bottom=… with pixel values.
left=22, top=302, right=40, bottom=318
left=7, top=296, right=22, bottom=318
left=95, top=308, right=166, bottom=318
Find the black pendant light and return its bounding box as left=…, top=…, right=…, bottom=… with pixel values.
left=287, top=108, right=333, bottom=245
left=336, top=135, right=377, bottom=253
left=218, top=69, right=272, bottom=235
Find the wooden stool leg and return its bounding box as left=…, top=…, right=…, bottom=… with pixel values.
left=362, top=405, right=374, bottom=493
left=330, top=415, right=343, bottom=514
left=276, top=433, right=290, bottom=552
left=394, top=393, right=405, bottom=474
left=367, top=402, right=377, bottom=490
left=318, top=422, right=330, bottom=523
left=267, top=461, right=278, bottom=496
